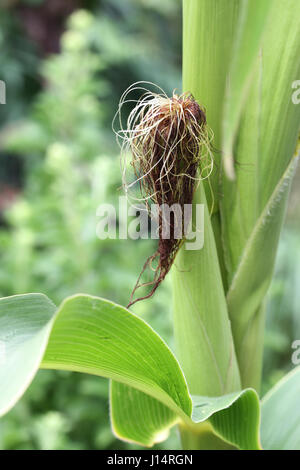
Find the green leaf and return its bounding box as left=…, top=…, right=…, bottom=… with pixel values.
left=222, top=58, right=263, bottom=280
left=258, top=0, right=300, bottom=207
left=222, top=0, right=300, bottom=280
left=222, top=0, right=273, bottom=177
left=0, top=292, right=261, bottom=449
left=220, top=0, right=300, bottom=388
left=208, top=389, right=261, bottom=450
left=182, top=390, right=261, bottom=450
left=0, top=293, right=191, bottom=419
left=111, top=381, right=261, bottom=449
left=110, top=381, right=178, bottom=447
left=226, top=153, right=299, bottom=388
left=41, top=295, right=192, bottom=418
left=0, top=294, right=56, bottom=416
left=261, top=367, right=300, bottom=450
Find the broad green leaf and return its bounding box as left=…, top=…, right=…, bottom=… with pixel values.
left=0, top=292, right=261, bottom=449
left=208, top=388, right=261, bottom=450
left=110, top=381, right=178, bottom=447
left=185, top=390, right=261, bottom=450
left=41, top=295, right=192, bottom=418
left=261, top=367, right=300, bottom=450
left=111, top=380, right=261, bottom=449
left=222, top=0, right=273, bottom=177
left=0, top=294, right=56, bottom=416
left=0, top=293, right=191, bottom=419
left=227, top=154, right=299, bottom=388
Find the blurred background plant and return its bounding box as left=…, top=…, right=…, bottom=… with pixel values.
left=0, top=0, right=298, bottom=450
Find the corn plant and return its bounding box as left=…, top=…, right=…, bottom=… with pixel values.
left=0, top=0, right=299, bottom=450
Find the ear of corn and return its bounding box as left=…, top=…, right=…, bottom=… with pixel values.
left=172, top=0, right=242, bottom=401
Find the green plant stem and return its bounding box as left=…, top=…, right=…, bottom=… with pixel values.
left=179, top=423, right=236, bottom=450
left=172, top=185, right=241, bottom=449
left=172, top=184, right=241, bottom=397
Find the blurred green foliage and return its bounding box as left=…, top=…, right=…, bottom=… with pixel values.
left=263, top=228, right=300, bottom=395
left=0, top=0, right=298, bottom=450
left=0, top=7, right=40, bottom=127
left=0, top=3, right=179, bottom=450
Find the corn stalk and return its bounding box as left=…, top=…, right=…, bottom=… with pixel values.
left=173, top=0, right=300, bottom=448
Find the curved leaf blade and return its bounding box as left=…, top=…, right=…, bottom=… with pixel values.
left=110, top=381, right=178, bottom=447
left=111, top=380, right=261, bottom=449
left=222, top=0, right=273, bottom=178
left=227, top=154, right=299, bottom=387
left=0, top=294, right=56, bottom=416
left=0, top=293, right=261, bottom=449
left=0, top=293, right=191, bottom=419
left=41, top=294, right=192, bottom=418
left=208, top=389, right=261, bottom=450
